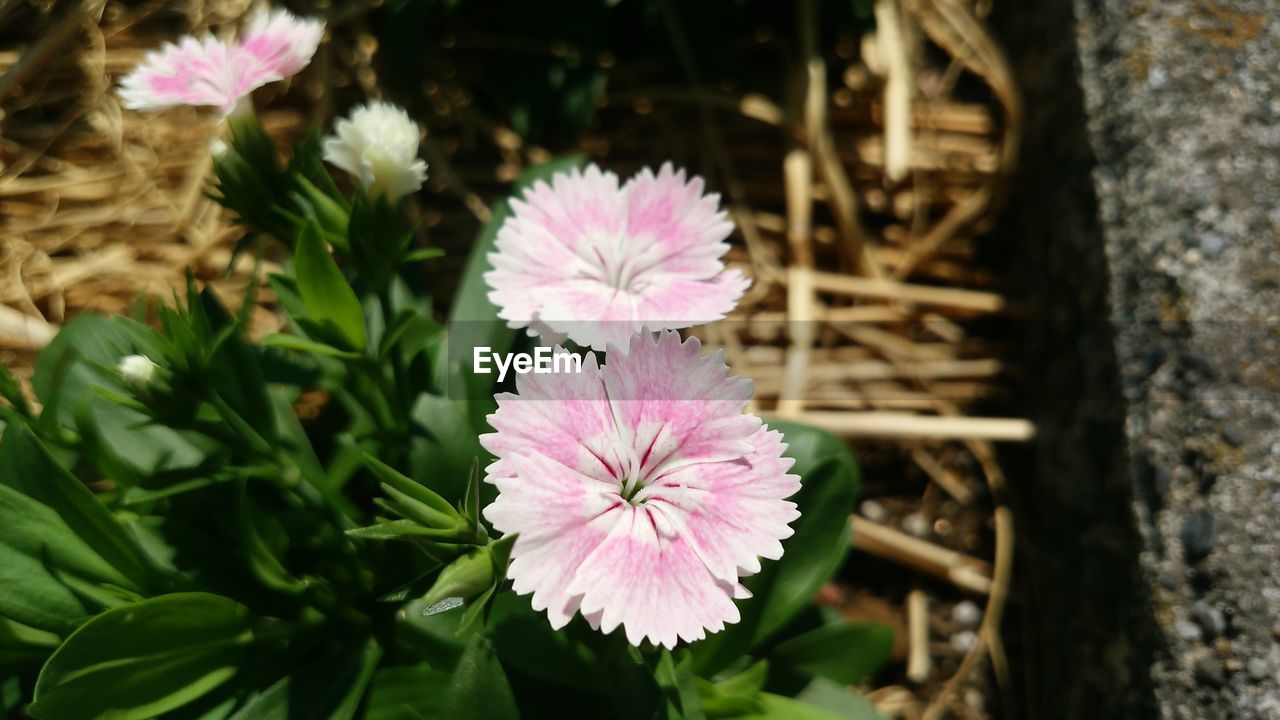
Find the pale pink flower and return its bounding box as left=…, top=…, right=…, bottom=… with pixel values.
left=481, top=331, right=800, bottom=648
left=485, top=163, right=750, bottom=351
left=118, top=8, right=324, bottom=116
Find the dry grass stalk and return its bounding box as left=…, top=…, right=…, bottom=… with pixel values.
left=907, top=589, right=933, bottom=683
left=852, top=517, right=993, bottom=595
left=0, top=2, right=304, bottom=373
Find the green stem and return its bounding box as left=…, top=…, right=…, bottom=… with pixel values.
left=377, top=290, right=411, bottom=429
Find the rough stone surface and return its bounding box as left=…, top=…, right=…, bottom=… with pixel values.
left=995, top=1, right=1280, bottom=718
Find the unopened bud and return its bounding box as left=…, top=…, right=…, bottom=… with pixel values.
left=421, top=547, right=495, bottom=608
left=118, top=354, right=158, bottom=389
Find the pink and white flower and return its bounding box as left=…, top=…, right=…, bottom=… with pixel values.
left=118, top=8, right=324, bottom=116
left=481, top=330, right=800, bottom=648
left=485, top=163, right=750, bottom=351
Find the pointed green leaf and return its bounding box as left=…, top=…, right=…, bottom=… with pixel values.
left=364, top=664, right=450, bottom=720
left=294, top=220, right=367, bottom=351
left=741, top=691, right=883, bottom=720
left=0, top=424, right=157, bottom=595
left=30, top=593, right=256, bottom=720
left=439, top=637, right=519, bottom=720
left=228, top=637, right=381, bottom=720
left=364, top=454, right=458, bottom=519
left=262, top=333, right=361, bottom=359
left=404, top=247, right=444, bottom=263
left=769, top=622, right=894, bottom=685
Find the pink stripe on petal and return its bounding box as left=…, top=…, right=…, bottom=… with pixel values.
left=644, top=428, right=801, bottom=581
left=603, top=332, right=759, bottom=473
left=484, top=163, right=747, bottom=349
left=119, top=36, right=236, bottom=111
left=230, top=9, right=324, bottom=100
left=117, top=8, right=321, bottom=116
left=481, top=328, right=797, bottom=648
left=480, top=353, right=619, bottom=482
left=567, top=506, right=741, bottom=649
left=632, top=268, right=751, bottom=325
left=622, top=162, right=735, bottom=271
left=484, top=452, right=625, bottom=628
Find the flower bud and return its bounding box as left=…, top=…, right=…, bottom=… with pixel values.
left=118, top=354, right=159, bottom=389
left=421, top=547, right=496, bottom=608
left=322, top=102, right=428, bottom=202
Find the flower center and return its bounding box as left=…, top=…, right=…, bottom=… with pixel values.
left=590, top=242, right=640, bottom=292
left=618, top=470, right=648, bottom=504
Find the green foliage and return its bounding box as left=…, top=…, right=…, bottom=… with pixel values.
left=769, top=623, right=894, bottom=686
left=293, top=220, right=369, bottom=353
left=30, top=593, right=255, bottom=720
left=0, top=109, right=887, bottom=719
left=693, top=421, right=864, bottom=676
left=438, top=638, right=520, bottom=720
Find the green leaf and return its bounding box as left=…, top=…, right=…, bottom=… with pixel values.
left=791, top=679, right=886, bottom=720
left=228, top=637, right=381, bottom=720
left=487, top=591, right=603, bottom=691
left=0, top=616, right=60, bottom=672
left=439, top=637, right=519, bottom=720
left=365, top=664, right=450, bottom=720
left=294, top=219, right=367, bottom=351
left=199, top=287, right=278, bottom=446
left=33, top=314, right=146, bottom=414
left=0, top=483, right=132, bottom=632
left=697, top=659, right=771, bottom=717
left=238, top=485, right=306, bottom=596
left=655, top=650, right=705, bottom=720
left=693, top=421, right=860, bottom=675
left=30, top=593, right=255, bottom=720
left=346, top=519, right=452, bottom=541
left=408, top=394, right=486, bottom=501
left=741, top=691, right=882, bottom=720
left=0, top=424, right=157, bottom=595
left=460, top=460, right=482, bottom=528
left=394, top=601, right=473, bottom=670
left=404, top=247, right=445, bottom=263
left=294, top=174, right=351, bottom=245
left=364, top=454, right=458, bottom=519
left=262, top=333, right=362, bottom=359
left=769, top=622, right=894, bottom=685
left=268, top=386, right=360, bottom=521
left=713, top=659, right=769, bottom=697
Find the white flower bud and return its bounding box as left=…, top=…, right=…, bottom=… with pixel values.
left=322, top=101, right=428, bottom=202
left=210, top=138, right=229, bottom=158
left=118, top=354, right=158, bottom=389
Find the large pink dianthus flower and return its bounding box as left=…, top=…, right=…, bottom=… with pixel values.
left=481, top=330, right=800, bottom=648
left=118, top=8, right=324, bottom=117
left=485, top=163, right=750, bottom=352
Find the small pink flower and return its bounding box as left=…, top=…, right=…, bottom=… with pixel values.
left=118, top=8, right=324, bottom=116
left=485, top=163, right=750, bottom=351
left=481, top=331, right=800, bottom=648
